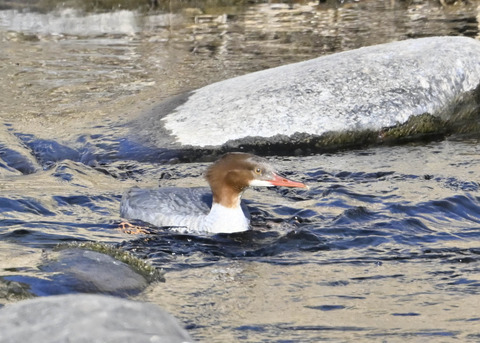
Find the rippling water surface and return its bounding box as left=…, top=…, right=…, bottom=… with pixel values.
left=1, top=0, right=480, bottom=341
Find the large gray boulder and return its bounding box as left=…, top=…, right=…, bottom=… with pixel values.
left=0, top=294, right=194, bottom=343
left=137, top=36, right=480, bottom=154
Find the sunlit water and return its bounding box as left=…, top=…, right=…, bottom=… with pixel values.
left=1, top=0, right=480, bottom=341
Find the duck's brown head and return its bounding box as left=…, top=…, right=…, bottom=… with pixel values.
left=205, top=152, right=307, bottom=208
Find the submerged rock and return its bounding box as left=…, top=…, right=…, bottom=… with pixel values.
left=2, top=243, right=164, bottom=298
left=38, top=248, right=149, bottom=296
left=0, top=294, right=194, bottom=343
left=136, top=36, right=480, bottom=156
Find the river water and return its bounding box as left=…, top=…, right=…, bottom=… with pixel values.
left=1, top=0, right=480, bottom=342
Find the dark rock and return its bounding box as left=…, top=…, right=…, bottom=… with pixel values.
left=2, top=244, right=164, bottom=298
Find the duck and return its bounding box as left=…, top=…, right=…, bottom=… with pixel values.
left=120, top=152, right=307, bottom=234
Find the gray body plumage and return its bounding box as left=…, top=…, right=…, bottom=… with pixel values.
left=120, top=187, right=250, bottom=233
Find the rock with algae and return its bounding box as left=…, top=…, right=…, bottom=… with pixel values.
left=134, top=36, right=480, bottom=157
left=1, top=242, right=164, bottom=299
left=34, top=241, right=165, bottom=296
left=53, top=241, right=165, bottom=283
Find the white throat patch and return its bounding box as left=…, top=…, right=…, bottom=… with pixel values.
left=204, top=203, right=250, bottom=234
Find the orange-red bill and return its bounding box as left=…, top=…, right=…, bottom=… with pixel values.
left=269, top=173, right=308, bottom=188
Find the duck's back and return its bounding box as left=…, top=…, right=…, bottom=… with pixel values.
left=120, top=187, right=212, bottom=229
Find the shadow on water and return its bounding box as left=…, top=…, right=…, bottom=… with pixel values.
left=122, top=228, right=327, bottom=265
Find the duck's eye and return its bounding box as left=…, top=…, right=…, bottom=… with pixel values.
left=254, top=168, right=262, bottom=175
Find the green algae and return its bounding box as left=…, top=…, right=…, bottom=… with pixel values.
left=379, top=113, right=447, bottom=142
left=0, top=278, right=34, bottom=303
left=222, top=107, right=480, bottom=157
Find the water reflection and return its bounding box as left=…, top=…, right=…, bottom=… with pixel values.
left=0, top=8, right=181, bottom=36
left=1, top=1, right=478, bottom=46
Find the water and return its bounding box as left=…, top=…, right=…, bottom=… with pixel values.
left=1, top=0, right=480, bottom=341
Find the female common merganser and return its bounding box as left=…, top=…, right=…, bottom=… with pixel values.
left=120, top=152, right=307, bottom=234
